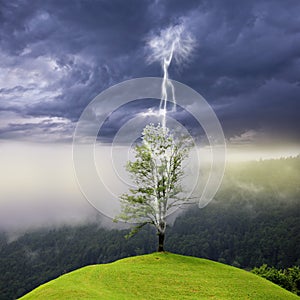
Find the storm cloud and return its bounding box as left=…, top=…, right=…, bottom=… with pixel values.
left=0, top=0, right=299, bottom=143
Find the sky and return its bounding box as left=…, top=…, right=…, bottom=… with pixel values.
left=0, top=0, right=299, bottom=230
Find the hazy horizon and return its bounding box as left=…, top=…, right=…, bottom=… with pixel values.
left=0, top=140, right=299, bottom=232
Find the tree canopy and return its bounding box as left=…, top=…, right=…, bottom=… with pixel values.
left=115, top=123, right=191, bottom=251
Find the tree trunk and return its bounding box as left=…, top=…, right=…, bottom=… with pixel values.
left=157, top=231, right=165, bottom=252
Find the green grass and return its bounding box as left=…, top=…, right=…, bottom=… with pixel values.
left=20, top=253, right=299, bottom=299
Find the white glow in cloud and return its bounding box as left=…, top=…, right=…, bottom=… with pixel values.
left=147, top=23, right=196, bottom=66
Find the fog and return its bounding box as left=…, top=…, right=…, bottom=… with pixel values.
left=0, top=140, right=199, bottom=231
left=0, top=142, right=98, bottom=231
left=0, top=141, right=190, bottom=231
left=0, top=141, right=298, bottom=232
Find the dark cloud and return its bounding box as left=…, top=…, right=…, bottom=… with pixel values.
left=97, top=99, right=204, bottom=143
left=165, top=0, right=300, bottom=140
left=0, top=0, right=299, bottom=143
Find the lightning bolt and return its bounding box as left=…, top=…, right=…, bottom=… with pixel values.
left=147, top=23, right=196, bottom=129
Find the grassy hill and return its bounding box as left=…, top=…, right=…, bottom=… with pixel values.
left=20, top=253, right=298, bottom=299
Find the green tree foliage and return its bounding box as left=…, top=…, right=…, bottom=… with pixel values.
left=115, top=124, right=191, bottom=251
left=251, top=264, right=300, bottom=295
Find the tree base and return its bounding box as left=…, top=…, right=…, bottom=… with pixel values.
left=157, top=232, right=165, bottom=252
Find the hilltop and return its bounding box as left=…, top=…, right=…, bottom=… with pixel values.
left=20, top=253, right=298, bottom=299
left=0, top=157, right=298, bottom=299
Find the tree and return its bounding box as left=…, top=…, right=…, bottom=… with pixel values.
left=115, top=123, right=191, bottom=252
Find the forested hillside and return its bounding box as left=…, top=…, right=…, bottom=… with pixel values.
left=0, top=156, right=299, bottom=299
left=169, top=156, right=300, bottom=268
